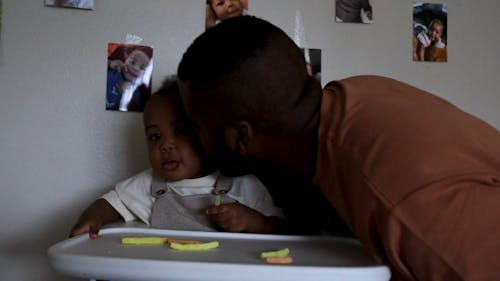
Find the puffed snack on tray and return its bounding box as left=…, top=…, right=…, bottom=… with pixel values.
left=260, top=248, right=293, bottom=264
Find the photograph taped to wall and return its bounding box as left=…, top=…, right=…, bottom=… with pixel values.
left=300, top=48, right=322, bottom=84
left=335, top=0, right=372, bottom=23
left=412, top=2, right=448, bottom=62
left=205, top=0, right=248, bottom=30
left=44, top=0, right=94, bottom=10
left=106, top=43, right=153, bottom=112
left=0, top=0, right=3, bottom=36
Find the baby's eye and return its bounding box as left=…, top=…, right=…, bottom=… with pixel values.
left=147, top=132, right=161, bottom=142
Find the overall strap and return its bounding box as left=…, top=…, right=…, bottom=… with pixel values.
left=150, top=175, right=169, bottom=198
left=213, top=174, right=233, bottom=195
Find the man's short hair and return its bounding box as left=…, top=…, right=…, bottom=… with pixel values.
left=178, top=16, right=310, bottom=132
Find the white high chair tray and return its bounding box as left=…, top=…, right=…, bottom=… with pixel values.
left=48, top=225, right=391, bottom=281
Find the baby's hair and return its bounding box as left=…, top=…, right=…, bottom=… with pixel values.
left=131, top=46, right=153, bottom=59
left=156, top=75, right=179, bottom=96
left=429, top=19, right=444, bottom=29
left=143, top=75, right=180, bottom=110
left=151, top=75, right=179, bottom=96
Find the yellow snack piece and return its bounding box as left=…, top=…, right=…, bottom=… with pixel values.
left=260, top=248, right=290, bottom=259
left=121, top=237, right=167, bottom=245
left=169, top=241, right=219, bottom=251
left=214, top=194, right=222, bottom=206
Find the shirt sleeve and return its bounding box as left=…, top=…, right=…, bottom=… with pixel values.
left=101, top=169, right=155, bottom=225
left=228, top=174, right=285, bottom=219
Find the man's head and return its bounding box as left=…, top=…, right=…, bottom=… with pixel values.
left=178, top=16, right=321, bottom=176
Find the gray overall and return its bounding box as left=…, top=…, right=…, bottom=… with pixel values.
left=150, top=174, right=236, bottom=231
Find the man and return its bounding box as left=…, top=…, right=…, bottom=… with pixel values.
left=177, top=16, right=500, bottom=280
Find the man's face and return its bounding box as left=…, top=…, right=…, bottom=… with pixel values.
left=179, top=81, right=256, bottom=176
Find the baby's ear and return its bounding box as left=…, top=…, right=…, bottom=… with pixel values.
left=223, top=120, right=253, bottom=155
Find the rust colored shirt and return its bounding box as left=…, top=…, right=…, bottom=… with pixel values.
left=313, top=75, right=500, bottom=280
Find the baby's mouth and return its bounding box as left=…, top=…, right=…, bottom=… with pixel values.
left=163, top=160, right=180, bottom=171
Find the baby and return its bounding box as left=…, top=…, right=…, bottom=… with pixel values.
left=71, top=77, right=285, bottom=238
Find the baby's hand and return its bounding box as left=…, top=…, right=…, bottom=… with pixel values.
left=206, top=202, right=267, bottom=233
left=69, top=215, right=102, bottom=239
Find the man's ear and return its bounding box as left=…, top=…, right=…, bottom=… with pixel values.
left=223, top=120, right=254, bottom=155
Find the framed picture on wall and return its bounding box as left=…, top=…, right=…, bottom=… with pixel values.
left=301, top=48, right=322, bottom=84
left=335, top=0, right=373, bottom=23
left=0, top=0, right=3, bottom=35
left=205, top=0, right=249, bottom=30
left=106, top=43, right=153, bottom=112
left=44, top=0, right=94, bottom=10
left=412, top=2, right=448, bottom=62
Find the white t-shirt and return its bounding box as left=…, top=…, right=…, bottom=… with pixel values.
left=102, top=169, right=284, bottom=225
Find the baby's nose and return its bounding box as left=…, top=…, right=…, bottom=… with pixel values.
left=160, top=138, right=176, bottom=152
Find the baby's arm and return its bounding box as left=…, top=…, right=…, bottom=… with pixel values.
left=69, top=198, right=123, bottom=239
left=416, top=41, right=426, bottom=61
left=206, top=203, right=287, bottom=234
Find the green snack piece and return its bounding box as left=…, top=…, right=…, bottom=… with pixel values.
left=121, top=237, right=167, bottom=245
left=260, top=248, right=290, bottom=259
left=170, top=241, right=219, bottom=251
left=214, top=194, right=221, bottom=206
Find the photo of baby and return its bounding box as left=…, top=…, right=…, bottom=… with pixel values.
left=44, top=0, right=94, bottom=10
left=412, top=2, right=448, bottom=62
left=205, top=0, right=248, bottom=30
left=0, top=0, right=3, bottom=35
left=106, top=43, right=153, bottom=112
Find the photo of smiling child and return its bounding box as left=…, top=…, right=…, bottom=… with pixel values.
left=412, top=2, right=448, bottom=62
left=106, top=43, right=153, bottom=112
left=205, top=0, right=248, bottom=30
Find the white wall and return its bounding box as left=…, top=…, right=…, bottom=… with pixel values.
left=0, top=1, right=498, bottom=280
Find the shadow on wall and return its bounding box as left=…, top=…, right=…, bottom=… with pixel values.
left=122, top=113, right=150, bottom=173
left=0, top=116, right=149, bottom=280
left=94, top=112, right=150, bottom=180
left=1, top=199, right=92, bottom=280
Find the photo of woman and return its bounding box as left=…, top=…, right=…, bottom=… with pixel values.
left=45, top=0, right=94, bottom=10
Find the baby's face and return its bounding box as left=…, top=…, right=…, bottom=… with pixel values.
left=211, top=0, right=244, bottom=21
left=428, top=23, right=443, bottom=41
left=143, top=95, right=204, bottom=181
left=123, top=50, right=150, bottom=82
